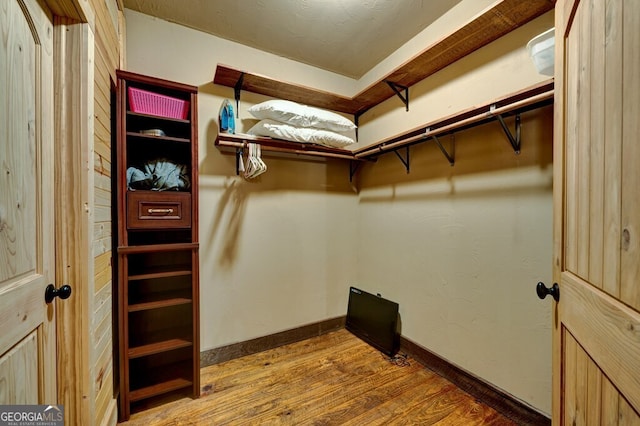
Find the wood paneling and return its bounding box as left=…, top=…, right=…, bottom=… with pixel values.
left=94, top=251, right=112, bottom=292
left=563, top=0, right=579, bottom=274
left=96, top=369, right=115, bottom=424
left=122, top=330, right=517, bottom=425
left=94, top=188, right=112, bottom=221
left=601, top=374, right=620, bottom=424
left=562, top=0, right=640, bottom=307
left=560, top=273, right=640, bottom=415
left=1, top=0, right=39, bottom=283
left=620, top=0, right=640, bottom=310
left=587, top=0, right=605, bottom=289
left=562, top=329, right=640, bottom=424
left=89, top=0, right=121, bottom=423
left=602, top=0, right=623, bottom=299
left=0, top=332, right=38, bottom=404
left=54, top=17, right=95, bottom=424
left=47, top=0, right=93, bottom=23
left=575, top=0, right=591, bottom=280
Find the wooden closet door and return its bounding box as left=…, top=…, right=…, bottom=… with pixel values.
left=0, top=0, right=57, bottom=405
left=553, top=0, right=640, bottom=423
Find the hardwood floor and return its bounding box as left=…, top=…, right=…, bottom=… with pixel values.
left=120, top=329, right=517, bottom=425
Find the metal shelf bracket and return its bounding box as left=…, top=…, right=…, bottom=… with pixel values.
left=491, top=105, right=521, bottom=154
left=233, top=72, right=245, bottom=118
left=385, top=80, right=409, bottom=111
left=430, top=132, right=455, bottom=166
left=393, top=146, right=410, bottom=173
left=350, top=160, right=361, bottom=182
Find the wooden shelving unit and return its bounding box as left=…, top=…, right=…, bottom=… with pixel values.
left=215, top=79, right=553, bottom=176
left=126, top=132, right=191, bottom=144
left=129, top=339, right=193, bottom=359
left=115, top=70, right=200, bottom=421
left=129, top=377, right=193, bottom=403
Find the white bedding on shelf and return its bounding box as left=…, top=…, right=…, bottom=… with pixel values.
left=247, top=119, right=356, bottom=148
left=247, top=99, right=356, bottom=132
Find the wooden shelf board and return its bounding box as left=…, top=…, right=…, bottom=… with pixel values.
left=128, top=297, right=192, bottom=312
left=118, top=242, right=199, bottom=254
left=216, top=133, right=362, bottom=161
left=128, top=269, right=192, bottom=281
left=127, top=111, right=190, bottom=124
left=128, top=338, right=193, bottom=358
left=213, top=0, right=554, bottom=116
left=129, top=378, right=193, bottom=402
left=126, top=131, right=190, bottom=144
left=351, top=0, right=554, bottom=115
left=117, top=69, right=198, bottom=94
left=214, top=65, right=356, bottom=114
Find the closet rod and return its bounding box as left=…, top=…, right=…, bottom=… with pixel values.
left=354, top=88, right=553, bottom=159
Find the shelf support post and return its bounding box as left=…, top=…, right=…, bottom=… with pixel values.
left=234, top=72, right=245, bottom=118
left=431, top=133, right=455, bottom=166
left=393, top=146, right=410, bottom=173
left=385, top=80, right=409, bottom=111
left=494, top=109, right=521, bottom=154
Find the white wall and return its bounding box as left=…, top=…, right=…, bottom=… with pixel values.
left=198, top=178, right=358, bottom=345
left=124, top=7, right=553, bottom=416
left=353, top=11, right=554, bottom=414
left=356, top=107, right=553, bottom=414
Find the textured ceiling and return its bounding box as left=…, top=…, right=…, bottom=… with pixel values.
left=123, top=0, right=464, bottom=78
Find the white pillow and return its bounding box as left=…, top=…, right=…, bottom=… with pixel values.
left=248, top=100, right=356, bottom=132
left=247, top=119, right=355, bottom=148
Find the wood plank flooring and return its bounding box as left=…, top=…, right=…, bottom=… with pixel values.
left=120, top=329, right=517, bottom=425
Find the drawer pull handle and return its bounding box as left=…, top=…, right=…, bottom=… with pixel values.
left=147, top=208, right=174, bottom=214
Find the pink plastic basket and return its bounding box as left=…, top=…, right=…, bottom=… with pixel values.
left=128, top=87, right=190, bottom=120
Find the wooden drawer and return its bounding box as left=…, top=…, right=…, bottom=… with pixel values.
left=127, top=191, right=191, bottom=229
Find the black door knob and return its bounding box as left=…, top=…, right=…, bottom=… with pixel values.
left=536, top=282, right=559, bottom=302
left=45, top=284, right=72, bottom=304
